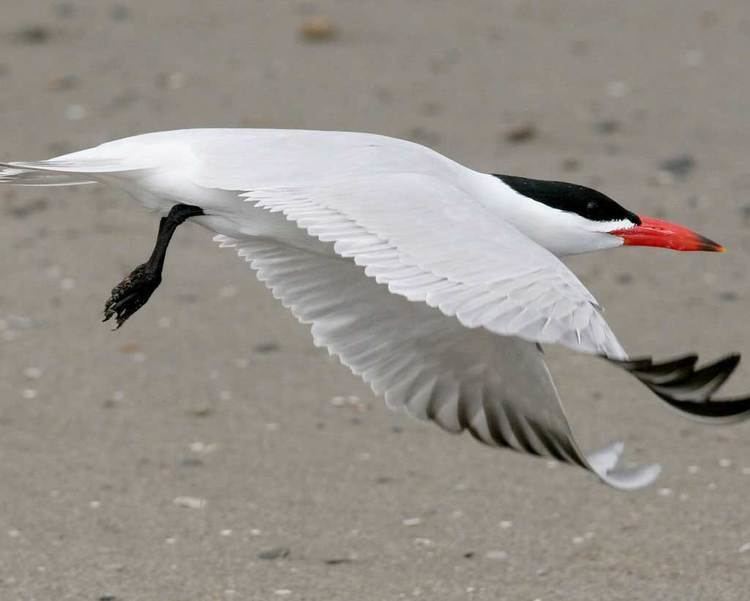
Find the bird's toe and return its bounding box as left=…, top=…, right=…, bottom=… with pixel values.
left=103, top=264, right=161, bottom=328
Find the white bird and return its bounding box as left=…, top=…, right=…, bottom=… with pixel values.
left=2, top=129, right=749, bottom=490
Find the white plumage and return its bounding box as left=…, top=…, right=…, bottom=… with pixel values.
left=3, top=128, right=747, bottom=490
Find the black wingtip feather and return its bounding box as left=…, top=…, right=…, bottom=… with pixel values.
left=608, top=352, right=750, bottom=423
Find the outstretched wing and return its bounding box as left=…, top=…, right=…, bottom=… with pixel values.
left=194, top=169, right=628, bottom=359
left=217, top=234, right=660, bottom=489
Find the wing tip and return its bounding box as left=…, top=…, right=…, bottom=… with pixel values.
left=585, top=441, right=662, bottom=490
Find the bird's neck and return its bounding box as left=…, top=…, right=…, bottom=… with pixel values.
left=473, top=173, right=624, bottom=257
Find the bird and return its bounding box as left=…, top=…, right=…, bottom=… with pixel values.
left=2, top=128, right=749, bottom=490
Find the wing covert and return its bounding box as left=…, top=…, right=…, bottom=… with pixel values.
left=229, top=173, right=627, bottom=358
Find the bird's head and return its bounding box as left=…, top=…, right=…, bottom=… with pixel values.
left=492, top=174, right=724, bottom=256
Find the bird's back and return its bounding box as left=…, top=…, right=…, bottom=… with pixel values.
left=57, top=128, right=471, bottom=189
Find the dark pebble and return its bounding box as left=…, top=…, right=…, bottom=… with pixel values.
left=98, top=596, right=117, bottom=601
left=187, top=406, right=214, bottom=418
left=615, top=272, right=633, bottom=285
left=54, top=3, right=76, bottom=18
left=405, top=127, right=441, bottom=147
left=13, top=25, right=52, bottom=45
left=718, top=291, right=738, bottom=302
left=504, top=123, right=537, bottom=144
left=463, top=551, right=475, bottom=559
left=179, top=457, right=204, bottom=467
left=111, top=4, right=131, bottom=21
left=49, top=74, right=79, bottom=92
left=258, top=546, right=291, bottom=560
left=561, top=158, right=580, bottom=172
left=593, top=119, right=620, bottom=134
left=659, top=154, right=696, bottom=179
left=254, top=341, right=280, bottom=354
left=323, top=558, right=353, bottom=565
left=6, top=198, right=48, bottom=219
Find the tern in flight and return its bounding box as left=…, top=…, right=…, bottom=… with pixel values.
left=2, top=129, right=749, bottom=489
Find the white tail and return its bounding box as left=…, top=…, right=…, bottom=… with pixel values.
left=0, top=153, right=150, bottom=186
left=0, top=161, right=98, bottom=186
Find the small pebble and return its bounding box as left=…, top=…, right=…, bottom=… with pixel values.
left=13, top=25, right=52, bottom=45
left=165, top=537, right=176, bottom=544
left=324, top=557, right=353, bottom=565
left=273, top=589, right=292, bottom=597
left=606, top=80, right=629, bottom=98
left=64, top=104, right=87, bottom=121
left=254, top=342, right=280, bottom=354
left=741, top=467, right=750, bottom=476
left=414, top=537, right=434, bottom=547
left=658, top=488, right=673, bottom=497
left=8, top=529, right=20, bottom=538
left=659, top=154, right=696, bottom=179
left=110, top=4, right=131, bottom=21
left=220, top=529, right=233, bottom=537
left=484, top=550, right=508, bottom=560
left=258, top=546, right=290, bottom=560
left=593, top=119, right=620, bottom=134
left=572, top=536, right=585, bottom=544
left=22, top=389, right=38, bottom=400
left=89, top=500, right=101, bottom=509
left=265, top=422, right=280, bottom=431
left=158, top=71, right=185, bottom=90
left=219, top=390, right=232, bottom=401
left=23, top=367, right=43, bottom=379
left=173, top=496, right=206, bottom=509
left=499, top=520, right=513, bottom=529
left=299, top=16, right=337, bottom=41
left=402, top=517, right=422, bottom=527
left=687, top=465, right=700, bottom=474
left=718, top=458, right=732, bottom=468
left=739, top=542, right=750, bottom=553
left=505, top=123, right=537, bottom=144
left=250, top=528, right=262, bottom=536
left=219, top=285, right=237, bottom=298
left=188, top=441, right=218, bottom=454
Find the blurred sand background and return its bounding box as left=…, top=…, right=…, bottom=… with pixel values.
left=1, top=1, right=749, bottom=600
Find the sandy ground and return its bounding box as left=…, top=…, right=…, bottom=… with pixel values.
left=0, top=1, right=749, bottom=600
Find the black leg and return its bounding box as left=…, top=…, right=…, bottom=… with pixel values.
left=103, top=203, right=204, bottom=329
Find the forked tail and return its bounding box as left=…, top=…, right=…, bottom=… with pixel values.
left=0, top=161, right=99, bottom=186
left=0, top=155, right=147, bottom=187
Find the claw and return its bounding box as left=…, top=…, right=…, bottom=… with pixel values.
left=103, top=263, right=161, bottom=329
